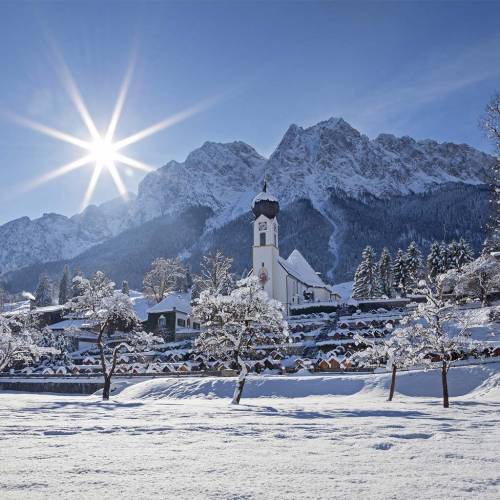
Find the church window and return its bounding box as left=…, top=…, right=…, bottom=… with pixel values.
left=260, top=232, right=266, bottom=246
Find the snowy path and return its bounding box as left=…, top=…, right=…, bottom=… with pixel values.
left=0, top=372, right=499, bottom=499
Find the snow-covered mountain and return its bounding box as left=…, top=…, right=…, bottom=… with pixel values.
left=130, top=141, right=266, bottom=227
left=130, top=117, right=491, bottom=228
left=0, top=195, right=133, bottom=274
left=0, top=117, right=494, bottom=291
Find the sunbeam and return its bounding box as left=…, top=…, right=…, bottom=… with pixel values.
left=8, top=48, right=221, bottom=208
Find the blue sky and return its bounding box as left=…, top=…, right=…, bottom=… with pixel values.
left=0, top=1, right=499, bottom=224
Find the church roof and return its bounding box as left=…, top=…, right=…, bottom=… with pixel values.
left=251, top=190, right=278, bottom=208
left=279, top=249, right=328, bottom=288
left=147, top=292, right=192, bottom=315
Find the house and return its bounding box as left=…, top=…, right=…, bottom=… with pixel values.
left=251, top=181, right=338, bottom=313
left=143, top=292, right=201, bottom=341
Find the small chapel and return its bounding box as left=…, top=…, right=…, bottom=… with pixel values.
left=251, top=181, right=336, bottom=312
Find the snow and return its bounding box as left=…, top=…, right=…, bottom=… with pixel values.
left=146, top=291, right=192, bottom=314
left=279, top=250, right=329, bottom=289
left=251, top=190, right=278, bottom=207
left=1, top=364, right=499, bottom=498
left=330, top=281, right=353, bottom=301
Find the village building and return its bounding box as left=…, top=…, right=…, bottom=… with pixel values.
left=251, top=181, right=337, bottom=313
left=143, top=291, right=201, bottom=342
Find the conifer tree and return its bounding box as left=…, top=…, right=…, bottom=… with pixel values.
left=406, top=241, right=422, bottom=290
left=454, top=238, right=474, bottom=271
left=352, top=246, right=381, bottom=299
left=392, top=249, right=410, bottom=297
left=447, top=240, right=460, bottom=270
left=378, top=248, right=393, bottom=298
left=121, top=280, right=130, bottom=296
left=427, top=241, right=442, bottom=282
left=439, top=242, right=450, bottom=273
left=71, top=267, right=84, bottom=298
left=58, top=265, right=72, bottom=305
left=35, top=273, right=53, bottom=307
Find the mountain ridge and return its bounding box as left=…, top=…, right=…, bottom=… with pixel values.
left=0, top=117, right=494, bottom=288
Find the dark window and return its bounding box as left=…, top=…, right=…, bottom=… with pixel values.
left=260, top=232, right=266, bottom=246
left=193, top=322, right=201, bottom=330
left=177, top=318, right=186, bottom=327
left=158, top=316, right=166, bottom=329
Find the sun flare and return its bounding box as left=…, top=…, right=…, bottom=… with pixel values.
left=9, top=51, right=221, bottom=210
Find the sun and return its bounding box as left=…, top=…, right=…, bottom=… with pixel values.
left=89, top=137, right=117, bottom=167
left=8, top=49, right=222, bottom=210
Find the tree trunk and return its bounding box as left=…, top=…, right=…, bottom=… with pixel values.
left=232, top=359, right=248, bottom=405
left=441, top=362, right=449, bottom=408
left=388, top=364, right=397, bottom=401
left=102, top=376, right=112, bottom=401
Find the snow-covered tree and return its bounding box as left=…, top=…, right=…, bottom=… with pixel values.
left=0, top=314, right=54, bottom=372
left=480, top=92, right=500, bottom=254
left=71, top=268, right=85, bottom=298
left=69, top=271, right=143, bottom=400
left=439, top=254, right=500, bottom=306
left=143, top=257, right=186, bottom=303
left=39, top=327, right=72, bottom=365
left=414, top=285, right=481, bottom=408
left=393, top=249, right=410, bottom=297
left=405, top=241, right=422, bottom=291
left=378, top=248, right=393, bottom=298
left=193, top=275, right=287, bottom=404
left=121, top=280, right=130, bottom=296
left=194, top=251, right=234, bottom=297
left=439, top=242, right=451, bottom=273
left=35, top=273, right=53, bottom=307
left=427, top=241, right=442, bottom=282
left=58, top=265, right=72, bottom=305
left=449, top=238, right=475, bottom=272
left=352, top=246, right=381, bottom=299
left=353, top=325, right=427, bottom=401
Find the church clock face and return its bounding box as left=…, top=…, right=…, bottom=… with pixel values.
left=258, top=221, right=267, bottom=231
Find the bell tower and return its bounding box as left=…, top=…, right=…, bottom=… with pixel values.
left=252, top=180, right=280, bottom=300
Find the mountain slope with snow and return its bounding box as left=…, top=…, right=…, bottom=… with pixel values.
left=0, top=195, right=133, bottom=274
left=0, top=117, right=494, bottom=290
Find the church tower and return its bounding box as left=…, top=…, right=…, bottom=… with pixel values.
left=252, top=180, right=280, bottom=300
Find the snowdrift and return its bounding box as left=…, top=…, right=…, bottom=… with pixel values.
left=117, top=363, right=500, bottom=401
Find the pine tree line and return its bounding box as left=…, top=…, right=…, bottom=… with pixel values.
left=352, top=238, right=474, bottom=299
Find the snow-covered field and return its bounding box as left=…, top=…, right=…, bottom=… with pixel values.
left=1, top=365, right=499, bottom=499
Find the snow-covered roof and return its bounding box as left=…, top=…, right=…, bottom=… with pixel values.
left=147, top=292, right=192, bottom=315
left=251, top=191, right=278, bottom=208
left=35, top=305, right=65, bottom=313
left=129, top=290, right=151, bottom=321
left=48, top=319, right=98, bottom=331
left=279, top=249, right=328, bottom=289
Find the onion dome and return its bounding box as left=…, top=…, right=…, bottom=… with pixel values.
left=252, top=179, right=279, bottom=219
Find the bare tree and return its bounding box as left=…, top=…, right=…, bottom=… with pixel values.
left=480, top=93, right=500, bottom=253
left=194, top=276, right=287, bottom=404
left=194, top=251, right=234, bottom=297
left=416, top=285, right=480, bottom=408
left=0, top=314, right=55, bottom=372
left=69, top=271, right=144, bottom=400
left=353, top=325, right=427, bottom=401
left=143, top=257, right=186, bottom=303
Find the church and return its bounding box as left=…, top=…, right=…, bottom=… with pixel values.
left=251, top=181, right=336, bottom=312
